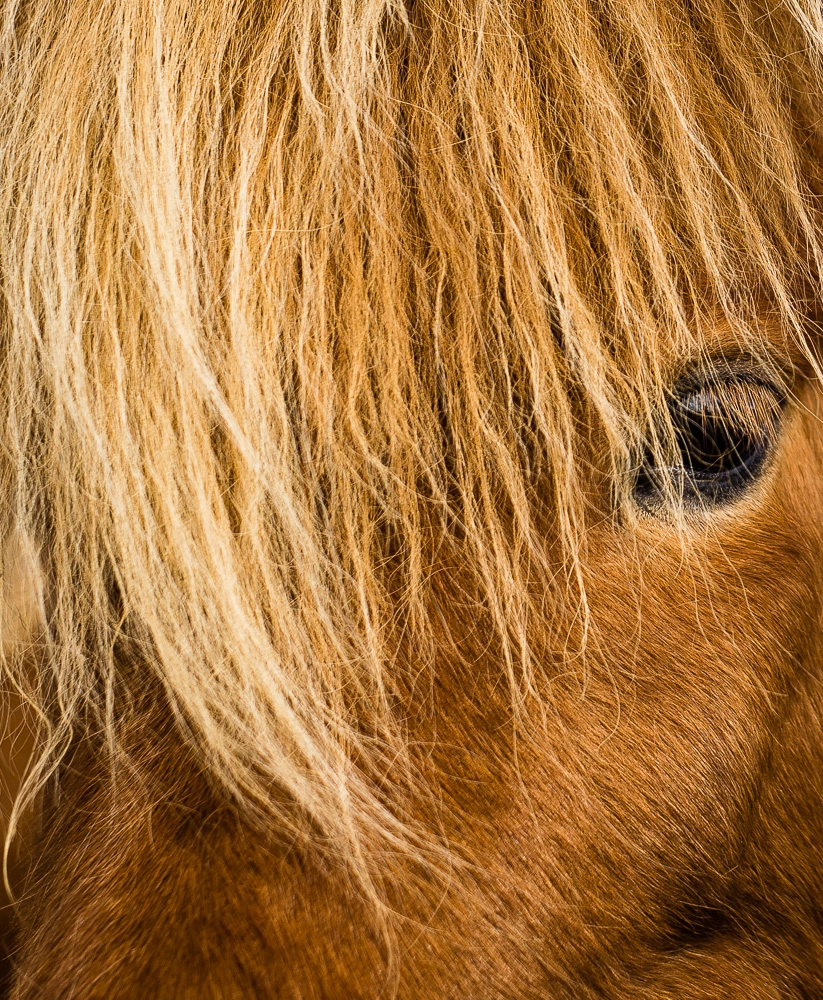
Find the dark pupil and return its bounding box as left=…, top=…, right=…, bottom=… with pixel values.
left=634, top=377, right=780, bottom=509
left=675, top=393, right=765, bottom=480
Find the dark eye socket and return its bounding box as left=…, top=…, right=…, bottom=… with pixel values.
left=634, top=373, right=785, bottom=510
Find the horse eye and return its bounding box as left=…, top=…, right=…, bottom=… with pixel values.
left=633, top=373, right=785, bottom=510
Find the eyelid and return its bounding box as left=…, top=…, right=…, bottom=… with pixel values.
left=675, top=379, right=785, bottom=435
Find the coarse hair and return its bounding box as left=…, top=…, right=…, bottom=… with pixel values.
left=1, top=0, right=823, bottom=900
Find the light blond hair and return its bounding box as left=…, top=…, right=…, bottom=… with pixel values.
left=1, top=0, right=822, bottom=899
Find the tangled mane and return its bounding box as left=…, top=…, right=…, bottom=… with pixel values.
left=1, top=0, right=823, bottom=903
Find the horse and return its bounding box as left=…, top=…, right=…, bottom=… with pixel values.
left=1, top=0, right=823, bottom=995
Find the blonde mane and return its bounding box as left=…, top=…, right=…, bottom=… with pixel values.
left=1, top=0, right=823, bottom=904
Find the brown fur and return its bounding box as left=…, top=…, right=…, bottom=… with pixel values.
left=2, top=0, right=823, bottom=995
left=5, top=344, right=823, bottom=997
